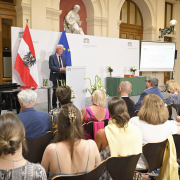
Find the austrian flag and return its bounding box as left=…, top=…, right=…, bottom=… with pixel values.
left=14, top=24, right=39, bottom=88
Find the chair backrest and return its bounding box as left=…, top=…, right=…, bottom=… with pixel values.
left=106, top=154, right=141, bottom=180
left=142, top=139, right=168, bottom=173
left=52, top=160, right=106, bottom=180
left=167, top=104, right=180, bottom=120
left=173, top=135, right=180, bottom=157
left=24, top=131, right=53, bottom=163
left=82, top=121, right=94, bottom=139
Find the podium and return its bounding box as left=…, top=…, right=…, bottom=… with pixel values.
left=66, top=66, right=86, bottom=110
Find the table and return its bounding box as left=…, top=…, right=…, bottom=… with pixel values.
left=106, top=76, right=146, bottom=97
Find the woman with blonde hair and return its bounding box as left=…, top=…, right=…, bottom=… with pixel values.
left=81, top=89, right=109, bottom=123
left=131, top=94, right=180, bottom=169
left=166, top=80, right=180, bottom=104
left=0, top=113, right=47, bottom=180
left=41, top=104, right=101, bottom=180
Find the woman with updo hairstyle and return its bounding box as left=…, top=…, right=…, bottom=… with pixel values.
left=0, top=113, right=47, bottom=180
left=95, top=97, right=142, bottom=179
left=41, top=103, right=101, bottom=180
left=131, top=94, right=180, bottom=170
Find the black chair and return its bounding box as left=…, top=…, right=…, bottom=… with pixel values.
left=82, top=121, right=94, bottom=139
left=167, top=104, right=180, bottom=120
left=51, top=159, right=106, bottom=180
left=106, top=154, right=141, bottom=180
left=173, top=135, right=180, bottom=157
left=24, top=131, right=53, bottom=163
left=136, top=139, right=168, bottom=176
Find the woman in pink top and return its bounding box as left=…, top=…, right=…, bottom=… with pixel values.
left=81, top=89, right=109, bottom=123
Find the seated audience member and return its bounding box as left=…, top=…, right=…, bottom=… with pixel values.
left=131, top=94, right=180, bottom=169
left=17, top=89, right=51, bottom=139
left=81, top=89, right=109, bottom=123
left=0, top=113, right=47, bottom=180
left=41, top=104, right=101, bottom=179
left=166, top=80, right=180, bottom=105
left=135, top=76, right=164, bottom=110
left=95, top=97, right=142, bottom=179
left=49, top=86, right=71, bottom=132
left=119, top=81, right=135, bottom=117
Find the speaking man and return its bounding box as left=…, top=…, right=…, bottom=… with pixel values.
left=49, top=45, right=67, bottom=108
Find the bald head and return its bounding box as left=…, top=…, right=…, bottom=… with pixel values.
left=119, top=81, right=132, bottom=95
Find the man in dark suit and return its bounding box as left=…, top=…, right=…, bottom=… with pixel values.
left=17, top=89, right=51, bottom=139
left=49, top=45, right=67, bottom=108
left=135, top=76, right=164, bottom=110
left=119, top=81, right=135, bottom=117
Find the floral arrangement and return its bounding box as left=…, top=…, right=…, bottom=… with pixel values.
left=56, top=79, right=76, bottom=101
left=130, top=66, right=137, bottom=74
left=108, top=66, right=113, bottom=77
left=85, top=74, right=108, bottom=96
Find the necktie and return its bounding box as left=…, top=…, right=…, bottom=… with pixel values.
left=59, top=56, right=62, bottom=68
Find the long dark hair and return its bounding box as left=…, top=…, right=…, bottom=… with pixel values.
left=54, top=103, right=84, bottom=163
left=108, top=97, right=130, bottom=128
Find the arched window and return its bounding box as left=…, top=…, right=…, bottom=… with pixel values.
left=120, top=0, right=143, bottom=41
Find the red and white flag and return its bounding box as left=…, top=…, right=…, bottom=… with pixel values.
left=14, top=24, right=39, bottom=88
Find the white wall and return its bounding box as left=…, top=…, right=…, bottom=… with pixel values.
left=12, top=27, right=139, bottom=103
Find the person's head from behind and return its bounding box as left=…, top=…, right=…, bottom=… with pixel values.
left=146, top=76, right=158, bottom=89
left=108, top=97, right=130, bottom=128
left=18, top=89, right=37, bottom=110
left=0, top=113, right=27, bottom=155
left=92, top=89, right=106, bottom=107
left=138, top=94, right=168, bottom=125
left=166, top=80, right=180, bottom=93
left=54, top=104, right=83, bottom=158
left=56, top=44, right=64, bottom=55
left=119, top=81, right=132, bottom=95
left=56, top=86, right=71, bottom=106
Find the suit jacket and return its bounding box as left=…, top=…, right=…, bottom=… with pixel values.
left=17, top=108, right=51, bottom=139
left=49, top=53, right=67, bottom=82
left=135, top=87, right=164, bottom=110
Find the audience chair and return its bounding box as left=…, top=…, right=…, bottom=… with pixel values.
left=51, top=160, right=106, bottom=180
left=136, top=139, right=168, bottom=177
left=173, top=135, right=180, bottom=157
left=24, top=131, right=53, bottom=163
left=82, top=121, right=94, bottom=139
left=106, top=154, right=141, bottom=180
left=167, top=104, right=180, bottom=120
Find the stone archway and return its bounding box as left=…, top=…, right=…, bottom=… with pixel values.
left=117, top=0, right=156, bottom=41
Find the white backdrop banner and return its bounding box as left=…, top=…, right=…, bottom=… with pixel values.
left=11, top=27, right=139, bottom=103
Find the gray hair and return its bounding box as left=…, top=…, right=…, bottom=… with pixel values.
left=148, top=76, right=158, bottom=87
left=56, top=44, right=64, bottom=50
left=18, top=89, right=37, bottom=107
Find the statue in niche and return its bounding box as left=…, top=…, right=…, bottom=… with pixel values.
left=64, top=5, right=84, bottom=35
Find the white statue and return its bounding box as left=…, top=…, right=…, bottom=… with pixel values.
left=64, top=5, right=84, bottom=35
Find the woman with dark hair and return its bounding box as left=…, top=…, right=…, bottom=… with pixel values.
left=49, top=85, right=72, bottom=132
left=95, top=97, right=142, bottom=179
left=0, top=113, right=47, bottom=180
left=41, top=104, right=101, bottom=179
left=131, top=94, right=180, bottom=169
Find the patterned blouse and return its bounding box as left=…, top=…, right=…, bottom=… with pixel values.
left=167, top=93, right=180, bottom=105
left=0, top=161, right=47, bottom=180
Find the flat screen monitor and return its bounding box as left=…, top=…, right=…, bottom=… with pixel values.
left=140, top=41, right=176, bottom=72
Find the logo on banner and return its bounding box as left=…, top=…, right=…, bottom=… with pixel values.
left=128, top=42, right=132, bottom=47
left=83, top=38, right=89, bottom=43
left=23, top=51, right=36, bottom=68
left=19, top=31, right=24, bottom=38
left=67, top=68, right=71, bottom=71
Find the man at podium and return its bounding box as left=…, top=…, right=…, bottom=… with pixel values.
left=49, top=45, right=67, bottom=108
